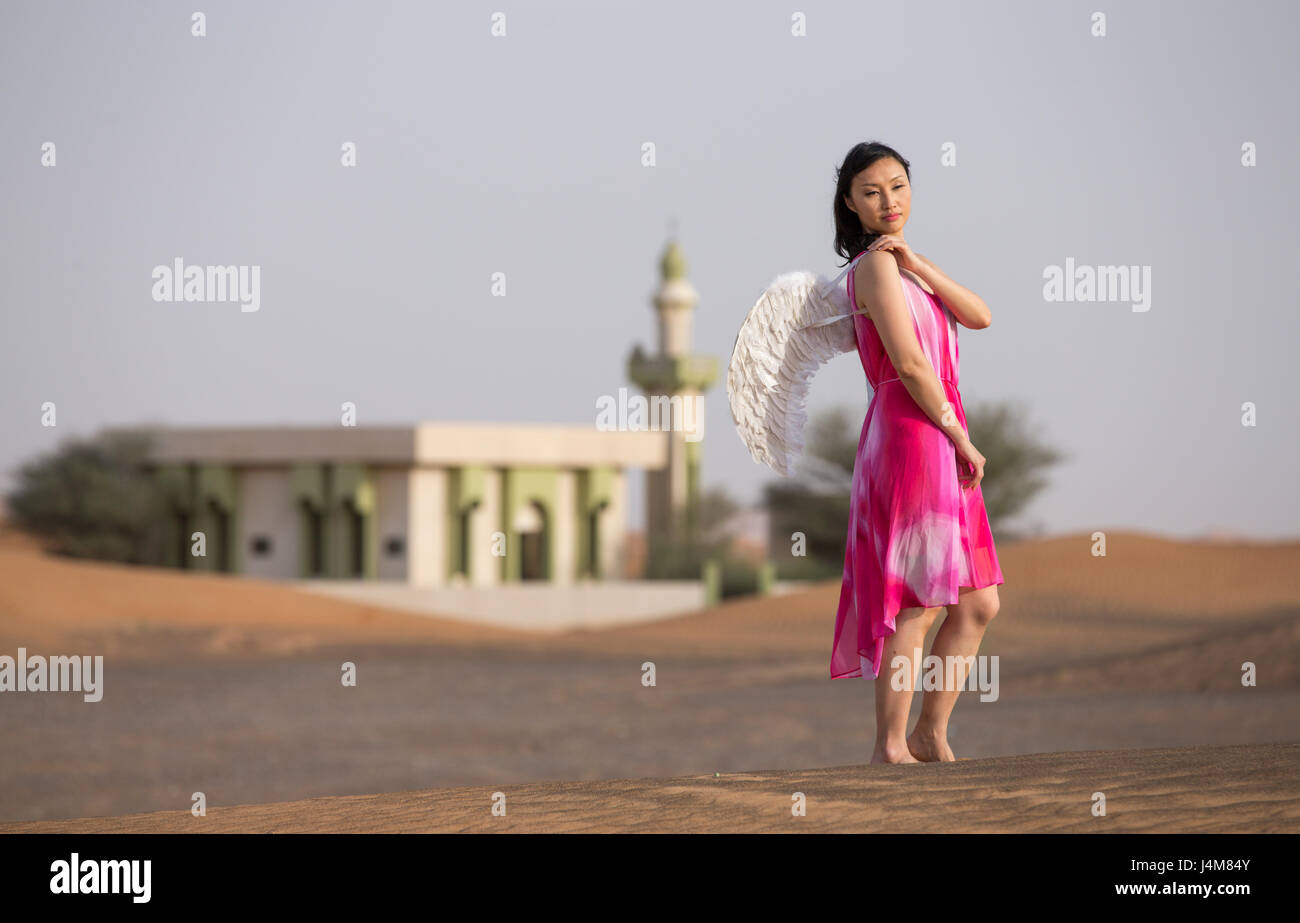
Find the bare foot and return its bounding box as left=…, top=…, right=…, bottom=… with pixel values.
left=870, top=741, right=920, bottom=764
left=906, top=727, right=956, bottom=762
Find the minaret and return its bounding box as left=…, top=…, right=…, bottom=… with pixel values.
left=627, top=239, right=718, bottom=545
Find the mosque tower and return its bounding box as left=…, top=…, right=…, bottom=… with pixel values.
left=627, top=239, right=718, bottom=546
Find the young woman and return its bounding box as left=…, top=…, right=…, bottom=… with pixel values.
left=829, top=141, right=1004, bottom=764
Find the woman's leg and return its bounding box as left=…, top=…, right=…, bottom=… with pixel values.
left=871, top=605, right=943, bottom=764
left=908, top=584, right=1001, bottom=762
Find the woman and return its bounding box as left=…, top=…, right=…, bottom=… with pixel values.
left=830, top=141, right=1004, bottom=764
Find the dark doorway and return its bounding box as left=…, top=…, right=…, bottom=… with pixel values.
left=519, top=502, right=548, bottom=581
left=457, top=509, right=471, bottom=578
left=302, top=502, right=325, bottom=576
left=176, top=510, right=191, bottom=570
left=520, top=530, right=544, bottom=580
left=208, top=500, right=231, bottom=572
left=587, top=509, right=601, bottom=578
left=346, top=501, right=365, bottom=577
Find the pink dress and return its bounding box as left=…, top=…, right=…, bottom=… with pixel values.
left=830, top=250, right=1004, bottom=680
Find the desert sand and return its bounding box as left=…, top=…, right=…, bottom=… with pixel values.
left=4, top=743, right=1295, bottom=833
left=1, top=523, right=1297, bottom=831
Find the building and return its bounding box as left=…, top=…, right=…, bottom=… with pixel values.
left=111, top=240, right=718, bottom=587
left=120, top=422, right=663, bottom=585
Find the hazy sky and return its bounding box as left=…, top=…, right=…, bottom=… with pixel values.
left=3, top=0, right=1297, bottom=539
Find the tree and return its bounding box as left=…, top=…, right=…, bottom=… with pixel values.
left=5, top=431, right=169, bottom=564
left=962, top=399, right=1065, bottom=539
left=763, top=406, right=856, bottom=579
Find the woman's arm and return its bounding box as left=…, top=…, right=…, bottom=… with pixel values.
left=907, top=254, right=991, bottom=329
left=855, top=252, right=974, bottom=451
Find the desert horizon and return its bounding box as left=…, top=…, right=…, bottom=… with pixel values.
left=1, top=520, right=1297, bottom=833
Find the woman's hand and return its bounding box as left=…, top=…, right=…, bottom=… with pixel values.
left=866, top=234, right=927, bottom=276
left=954, top=437, right=986, bottom=491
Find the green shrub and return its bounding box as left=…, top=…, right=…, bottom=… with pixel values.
left=5, top=431, right=168, bottom=564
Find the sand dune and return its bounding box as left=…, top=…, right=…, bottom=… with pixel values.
left=0, top=523, right=543, bottom=662
left=4, top=525, right=1298, bottom=689
left=550, top=532, right=1300, bottom=673
left=2, top=523, right=1297, bottom=828
left=3, top=743, right=1294, bottom=834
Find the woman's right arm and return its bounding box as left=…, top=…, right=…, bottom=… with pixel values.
left=854, top=251, right=976, bottom=458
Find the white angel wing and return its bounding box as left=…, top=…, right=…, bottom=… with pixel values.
left=727, top=263, right=868, bottom=477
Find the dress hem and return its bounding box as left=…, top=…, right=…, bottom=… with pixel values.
left=829, top=576, right=1005, bottom=680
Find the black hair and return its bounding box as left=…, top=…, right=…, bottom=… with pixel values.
left=833, top=141, right=912, bottom=266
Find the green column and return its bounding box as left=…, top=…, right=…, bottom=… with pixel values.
left=292, top=464, right=328, bottom=578
left=577, top=466, right=615, bottom=579
left=501, top=468, right=559, bottom=582
left=702, top=558, right=721, bottom=606
left=448, top=466, right=487, bottom=580
left=194, top=464, right=238, bottom=573
left=329, top=463, right=376, bottom=579
left=155, top=463, right=195, bottom=569
left=685, top=439, right=702, bottom=539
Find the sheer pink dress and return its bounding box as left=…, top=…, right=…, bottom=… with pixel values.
left=830, top=250, right=1004, bottom=679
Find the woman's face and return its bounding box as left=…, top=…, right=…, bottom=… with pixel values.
left=844, top=158, right=910, bottom=236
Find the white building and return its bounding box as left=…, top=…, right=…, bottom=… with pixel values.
left=109, top=240, right=720, bottom=592
left=114, top=421, right=664, bottom=585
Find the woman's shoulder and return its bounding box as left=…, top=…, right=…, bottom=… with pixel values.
left=851, top=248, right=897, bottom=278
left=849, top=250, right=901, bottom=314
left=853, top=250, right=928, bottom=292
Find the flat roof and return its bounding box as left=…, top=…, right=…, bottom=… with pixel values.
left=101, top=423, right=672, bottom=469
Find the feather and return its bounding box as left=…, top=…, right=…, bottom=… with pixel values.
left=727, top=263, right=865, bottom=477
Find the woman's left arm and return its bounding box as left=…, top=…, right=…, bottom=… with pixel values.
left=866, top=236, right=992, bottom=329
left=908, top=254, right=992, bottom=329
